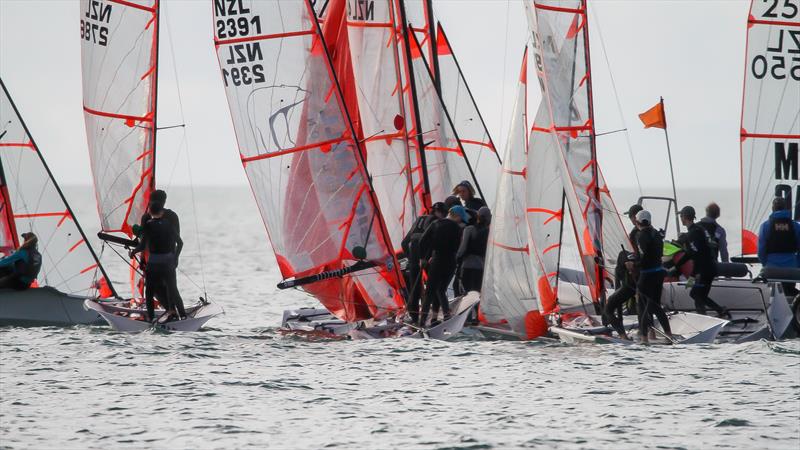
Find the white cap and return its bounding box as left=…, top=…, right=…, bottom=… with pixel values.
left=635, top=210, right=652, bottom=224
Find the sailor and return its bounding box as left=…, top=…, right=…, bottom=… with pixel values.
left=757, top=197, right=800, bottom=296
left=634, top=210, right=673, bottom=343
left=602, top=205, right=643, bottom=338
left=131, top=197, right=185, bottom=322
left=418, top=205, right=469, bottom=326
left=137, top=189, right=185, bottom=318
left=401, top=202, right=447, bottom=325
left=671, top=206, right=727, bottom=317
left=0, top=233, right=42, bottom=290
left=699, top=202, right=729, bottom=262
left=456, top=206, right=491, bottom=293
left=452, top=180, right=486, bottom=212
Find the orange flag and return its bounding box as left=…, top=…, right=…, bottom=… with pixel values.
left=638, top=101, right=667, bottom=129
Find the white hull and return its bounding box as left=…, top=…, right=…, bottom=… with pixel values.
left=84, top=300, right=223, bottom=332
left=552, top=312, right=728, bottom=345
left=0, top=287, right=107, bottom=326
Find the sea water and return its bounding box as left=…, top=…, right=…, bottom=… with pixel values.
left=1, top=187, right=798, bottom=449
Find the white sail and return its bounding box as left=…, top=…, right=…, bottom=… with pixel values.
left=740, top=0, right=800, bottom=254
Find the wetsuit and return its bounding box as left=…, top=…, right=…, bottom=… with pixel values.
left=401, top=214, right=436, bottom=324
left=463, top=197, right=486, bottom=212
left=0, top=247, right=42, bottom=290
left=636, top=226, right=672, bottom=337
left=603, top=227, right=639, bottom=336
left=456, top=223, right=489, bottom=292
left=140, top=209, right=184, bottom=318
left=757, top=209, right=800, bottom=295
left=699, top=217, right=728, bottom=262
left=136, top=215, right=185, bottom=320
left=419, top=218, right=461, bottom=325
left=676, top=223, right=724, bottom=316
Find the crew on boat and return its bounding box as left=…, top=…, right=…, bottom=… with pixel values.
left=418, top=205, right=469, bottom=326
left=402, top=201, right=447, bottom=325
left=757, top=197, right=800, bottom=296
left=452, top=180, right=486, bottom=213
left=457, top=206, right=491, bottom=293
left=0, top=232, right=42, bottom=290
left=131, top=192, right=185, bottom=322
left=634, top=210, right=673, bottom=343
left=602, top=204, right=643, bottom=339
left=670, top=206, right=728, bottom=318
left=699, top=202, right=729, bottom=263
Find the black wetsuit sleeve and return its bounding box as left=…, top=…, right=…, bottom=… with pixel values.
left=456, top=226, right=473, bottom=262
left=419, top=220, right=436, bottom=260
left=401, top=217, right=421, bottom=255
left=171, top=211, right=183, bottom=259
left=675, top=227, right=701, bottom=268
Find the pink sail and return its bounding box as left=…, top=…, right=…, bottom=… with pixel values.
left=739, top=0, right=799, bottom=254
left=213, top=0, right=404, bottom=321
left=1, top=80, right=115, bottom=298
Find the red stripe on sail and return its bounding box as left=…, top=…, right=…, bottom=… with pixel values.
left=0, top=142, right=35, bottom=150
left=346, top=21, right=393, bottom=28
left=80, top=263, right=99, bottom=274
left=534, top=3, right=584, bottom=14
left=425, top=146, right=462, bottom=154
left=542, top=243, right=560, bottom=254
left=740, top=130, right=800, bottom=140
left=748, top=17, right=800, bottom=27
left=83, top=106, right=152, bottom=123
left=240, top=136, right=348, bottom=165
left=215, top=29, right=315, bottom=47
left=108, top=0, right=155, bottom=13
left=492, top=241, right=529, bottom=253
left=460, top=139, right=495, bottom=151
left=68, top=239, right=86, bottom=253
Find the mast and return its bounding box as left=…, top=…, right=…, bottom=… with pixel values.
left=424, top=0, right=440, bottom=91
left=0, top=78, right=118, bottom=298
left=0, top=158, right=20, bottom=250
left=150, top=0, right=161, bottom=192
left=396, top=0, right=432, bottom=208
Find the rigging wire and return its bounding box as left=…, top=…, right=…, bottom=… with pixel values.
left=498, top=0, right=512, bottom=142
left=162, top=3, right=208, bottom=298
left=589, top=4, right=643, bottom=196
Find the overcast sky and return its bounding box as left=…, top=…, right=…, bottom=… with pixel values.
left=1, top=0, right=751, bottom=199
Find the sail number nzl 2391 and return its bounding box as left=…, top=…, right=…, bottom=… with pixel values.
left=81, top=0, right=112, bottom=47
left=215, top=0, right=266, bottom=87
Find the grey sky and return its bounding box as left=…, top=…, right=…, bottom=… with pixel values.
left=1, top=0, right=750, bottom=198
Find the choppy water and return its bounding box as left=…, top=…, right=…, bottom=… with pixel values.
left=1, top=187, right=799, bottom=449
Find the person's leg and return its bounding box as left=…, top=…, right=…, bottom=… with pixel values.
left=604, top=285, right=633, bottom=336
left=407, top=263, right=421, bottom=324
left=166, top=268, right=185, bottom=317
left=439, top=261, right=456, bottom=318
left=783, top=282, right=799, bottom=298
left=145, top=269, right=158, bottom=321
left=648, top=272, right=672, bottom=337
left=637, top=275, right=655, bottom=338
left=690, top=276, right=724, bottom=315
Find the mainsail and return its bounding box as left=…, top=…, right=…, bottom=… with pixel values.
left=80, top=0, right=158, bottom=236
left=0, top=79, right=115, bottom=298
left=481, top=49, right=540, bottom=334
left=213, top=0, right=405, bottom=321
left=740, top=0, right=800, bottom=254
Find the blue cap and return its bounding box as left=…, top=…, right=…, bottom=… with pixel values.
left=449, top=205, right=470, bottom=223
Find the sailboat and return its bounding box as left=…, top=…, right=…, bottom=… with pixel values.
left=79, top=0, right=222, bottom=332
left=0, top=78, right=121, bottom=326
left=475, top=0, right=730, bottom=345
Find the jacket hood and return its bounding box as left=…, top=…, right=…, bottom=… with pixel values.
left=770, top=210, right=793, bottom=220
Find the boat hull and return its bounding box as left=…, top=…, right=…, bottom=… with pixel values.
left=84, top=300, right=223, bottom=332
left=0, top=287, right=104, bottom=326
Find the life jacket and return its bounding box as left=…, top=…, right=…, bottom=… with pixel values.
left=464, top=225, right=489, bottom=259
left=406, top=215, right=436, bottom=259
left=18, top=248, right=42, bottom=283
left=766, top=217, right=798, bottom=254
left=697, top=220, right=721, bottom=260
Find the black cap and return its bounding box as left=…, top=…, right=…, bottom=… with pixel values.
left=150, top=189, right=167, bottom=204
left=626, top=204, right=643, bottom=218
left=431, top=202, right=447, bottom=214
left=679, top=205, right=696, bottom=219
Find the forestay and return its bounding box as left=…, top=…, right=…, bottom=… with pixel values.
left=481, top=50, right=540, bottom=334
left=0, top=80, right=114, bottom=298
left=213, top=0, right=404, bottom=321
left=739, top=0, right=800, bottom=254
left=80, top=0, right=158, bottom=236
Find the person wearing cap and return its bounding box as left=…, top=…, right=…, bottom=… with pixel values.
left=456, top=206, right=491, bottom=293
left=452, top=180, right=486, bottom=212
left=672, top=205, right=727, bottom=317
left=131, top=195, right=185, bottom=321
left=603, top=205, right=644, bottom=338
left=401, top=202, right=447, bottom=325
left=757, top=197, right=800, bottom=295
left=0, top=232, right=42, bottom=290
left=634, top=210, right=673, bottom=343
left=699, top=202, right=729, bottom=263
left=418, top=205, right=467, bottom=326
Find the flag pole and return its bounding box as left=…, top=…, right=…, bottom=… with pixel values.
left=660, top=96, right=680, bottom=233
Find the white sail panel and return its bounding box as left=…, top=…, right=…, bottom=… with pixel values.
left=740, top=1, right=800, bottom=254
left=213, top=0, right=404, bottom=321
left=1, top=81, right=113, bottom=297
left=482, top=50, right=539, bottom=334
left=345, top=0, right=418, bottom=251
left=80, top=0, right=157, bottom=235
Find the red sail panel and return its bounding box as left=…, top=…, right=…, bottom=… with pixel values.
left=436, top=23, right=502, bottom=206
left=1, top=80, right=114, bottom=297
left=403, top=0, right=436, bottom=70
left=739, top=1, right=800, bottom=254
left=80, top=0, right=157, bottom=236
left=345, top=0, right=419, bottom=251
left=213, top=0, right=404, bottom=321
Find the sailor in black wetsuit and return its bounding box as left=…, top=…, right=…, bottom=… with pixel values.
left=131, top=196, right=184, bottom=321
left=137, top=190, right=185, bottom=319
left=457, top=206, right=491, bottom=293
left=401, top=202, right=447, bottom=325
left=418, top=206, right=469, bottom=326
left=634, top=210, right=673, bottom=343
left=602, top=204, right=643, bottom=339
left=673, top=206, right=727, bottom=317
